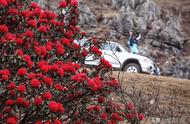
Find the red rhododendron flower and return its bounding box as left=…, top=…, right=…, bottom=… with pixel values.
left=138, top=113, right=144, bottom=121
left=40, top=65, right=49, bottom=73
left=8, top=8, right=18, bottom=14
left=126, top=113, right=133, bottom=120
left=61, top=38, right=70, bottom=46
left=6, top=117, right=17, bottom=124
left=27, top=60, right=33, bottom=68
left=5, top=99, right=14, bottom=106
left=16, top=97, right=24, bottom=105
left=56, top=43, right=65, bottom=55
left=106, top=120, right=116, bottom=124
left=27, top=20, right=37, bottom=27
left=3, top=107, right=11, bottom=113
left=7, top=82, right=16, bottom=90
left=44, top=120, right=51, bottom=124
left=57, top=69, right=64, bottom=76
left=54, top=120, right=62, bottom=124
left=57, top=103, right=64, bottom=113
left=0, top=69, right=10, bottom=75
left=39, top=11, right=47, bottom=19
left=87, top=77, right=103, bottom=92
left=54, top=83, right=63, bottom=91
left=30, top=79, right=41, bottom=88
left=42, top=91, right=52, bottom=100
left=33, top=97, right=43, bottom=106
left=48, top=12, right=57, bottom=19
left=70, top=0, right=78, bottom=6
left=100, top=58, right=112, bottom=69
left=33, top=7, right=41, bottom=16
left=70, top=73, right=87, bottom=83
left=126, top=103, right=134, bottom=110
left=43, top=76, right=53, bottom=86
left=23, top=30, right=33, bottom=37
left=17, top=85, right=26, bottom=93
left=81, top=49, right=88, bottom=57
left=5, top=33, right=16, bottom=41
left=73, top=43, right=81, bottom=49
left=107, top=79, right=119, bottom=87
left=89, top=46, right=102, bottom=56
left=38, top=26, right=47, bottom=33
left=65, top=30, right=73, bottom=38
left=1, top=74, right=9, bottom=80
left=0, top=25, right=8, bottom=33
left=58, top=0, right=67, bottom=8
left=17, top=67, right=27, bottom=77
left=48, top=101, right=59, bottom=112
left=23, top=100, right=30, bottom=107
left=16, top=38, right=24, bottom=45
left=9, top=90, right=15, bottom=96
left=0, top=0, right=8, bottom=7
left=21, top=10, right=32, bottom=18
left=15, top=49, right=23, bottom=57
left=97, top=96, right=106, bottom=103
left=100, top=113, right=107, bottom=120
left=111, top=112, right=122, bottom=121
left=30, top=2, right=40, bottom=8
left=23, top=54, right=31, bottom=62
left=27, top=72, right=36, bottom=80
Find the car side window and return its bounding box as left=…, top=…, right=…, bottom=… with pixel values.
left=101, top=43, right=113, bottom=51
left=101, top=43, right=121, bottom=52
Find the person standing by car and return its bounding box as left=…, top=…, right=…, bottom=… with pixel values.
left=128, top=31, right=141, bottom=54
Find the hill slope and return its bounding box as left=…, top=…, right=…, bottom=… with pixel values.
left=113, top=72, right=190, bottom=123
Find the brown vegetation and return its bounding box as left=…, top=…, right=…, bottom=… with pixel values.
left=113, top=72, right=190, bottom=124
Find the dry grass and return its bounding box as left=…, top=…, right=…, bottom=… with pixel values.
left=113, top=72, right=190, bottom=124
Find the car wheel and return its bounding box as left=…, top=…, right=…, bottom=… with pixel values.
left=123, top=63, right=141, bottom=73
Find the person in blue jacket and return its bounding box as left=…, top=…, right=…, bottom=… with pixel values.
left=128, top=31, right=141, bottom=54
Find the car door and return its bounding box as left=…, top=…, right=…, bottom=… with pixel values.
left=101, top=42, right=123, bottom=68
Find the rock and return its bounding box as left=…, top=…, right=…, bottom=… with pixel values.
left=78, top=2, right=97, bottom=27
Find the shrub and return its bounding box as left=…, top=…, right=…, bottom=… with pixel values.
left=0, top=0, right=143, bottom=123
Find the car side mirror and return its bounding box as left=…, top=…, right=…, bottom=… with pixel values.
left=116, top=47, right=121, bottom=52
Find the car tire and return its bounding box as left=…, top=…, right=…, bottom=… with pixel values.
left=123, top=63, right=141, bottom=73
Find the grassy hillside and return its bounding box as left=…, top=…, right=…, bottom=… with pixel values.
left=113, top=72, right=190, bottom=124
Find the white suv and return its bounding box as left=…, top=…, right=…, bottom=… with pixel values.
left=76, top=40, right=160, bottom=75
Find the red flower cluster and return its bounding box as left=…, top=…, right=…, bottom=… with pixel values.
left=99, top=58, right=112, bottom=70
left=0, top=0, right=8, bottom=7
left=58, top=0, right=67, bottom=8
left=89, top=46, right=102, bottom=56
left=6, top=117, right=17, bottom=124
left=0, top=69, right=10, bottom=81
left=17, top=84, right=26, bottom=93
left=70, top=0, right=78, bottom=6
left=87, top=105, right=101, bottom=112
left=38, top=26, right=47, bottom=33
left=48, top=101, right=64, bottom=113
left=0, top=25, right=8, bottom=33
left=27, top=19, right=37, bottom=27
left=33, top=96, right=43, bottom=105
left=42, top=91, right=52, bottom=100
left=70, top=73, right=87, bottom=83
left=87, top=77, right=103, bottom=92
left=30, top=79, right=41, bottom=88
left=17, top=67, right=27, bottom=77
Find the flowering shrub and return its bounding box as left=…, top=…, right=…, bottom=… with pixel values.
left=0, top=0, right=144, bottom=123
